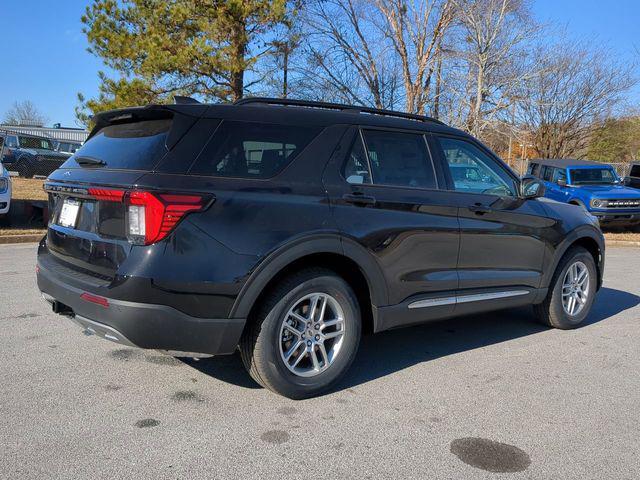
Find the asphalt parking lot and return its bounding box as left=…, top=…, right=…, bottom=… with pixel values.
left=1, top=243, right=639, bottom=479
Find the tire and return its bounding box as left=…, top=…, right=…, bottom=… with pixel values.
left=239, top=268, right=361, bottom=399
left=534, top=247, right=597, bottom=329
left=16, top=158, right=34, bottom=178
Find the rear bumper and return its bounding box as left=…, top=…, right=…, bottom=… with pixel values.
left=37, top=261, right=246, bottom=356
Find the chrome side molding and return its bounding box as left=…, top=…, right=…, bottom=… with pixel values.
left=408, top=290, right=529, bottom=309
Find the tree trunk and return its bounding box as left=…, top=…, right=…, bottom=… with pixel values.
left=230, top=18, right=247, bottom=101
left=282, top=46, right=289, bottom=99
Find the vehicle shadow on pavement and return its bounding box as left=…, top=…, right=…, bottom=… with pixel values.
left=184, top=287, right=639, bottom=392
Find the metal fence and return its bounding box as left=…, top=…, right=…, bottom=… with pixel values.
left=505, top=159, right=633, bottom=179
left=0, top=124, right=88, bottom=143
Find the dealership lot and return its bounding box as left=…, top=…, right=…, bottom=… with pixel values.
left=1, top=243, right=639, bottom=479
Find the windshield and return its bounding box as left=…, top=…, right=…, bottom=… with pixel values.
left=570, top=167, right=618, bottom=185
left=19, top=136, right=54, bottom=150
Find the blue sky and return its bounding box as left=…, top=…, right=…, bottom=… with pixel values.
left=1, top=0, right=638, bottom=127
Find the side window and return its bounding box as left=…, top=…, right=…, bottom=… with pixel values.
left=343, top=134, right=372, bottom=184
left=361, top=129, right=436, bottom=189
left=5, top=136, right=18, bottom=148
left=437, top=137, right=517, bottom=196
left=631, top=165, right=640, bottom=178
left=189, top=121, right=321, bottom=178
left=527, top=163, right=538, bottom=176
left=552, top=168, right=567, bottom=184
left=541, top=166, right=553, bottom=182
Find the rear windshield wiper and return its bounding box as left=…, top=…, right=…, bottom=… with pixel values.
left=76, top=156, right=107, bottom=167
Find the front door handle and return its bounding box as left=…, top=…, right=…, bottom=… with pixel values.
left=469, top=203, right=492, bottom=215
left=343, top=193, right=376, bottom=206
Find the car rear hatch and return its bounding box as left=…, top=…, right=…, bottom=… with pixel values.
left=44, top=104, right=210, bottom=280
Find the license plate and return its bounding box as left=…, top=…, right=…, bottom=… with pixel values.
left=58, top=199, right=80, bottom=228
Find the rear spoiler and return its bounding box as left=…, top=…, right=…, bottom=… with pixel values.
left=88, top=104, right=209, bottom=149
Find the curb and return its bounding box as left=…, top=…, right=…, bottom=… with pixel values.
left=0, top=234, right=44, bottom=245
left=605, top=240, right=640, bottom=248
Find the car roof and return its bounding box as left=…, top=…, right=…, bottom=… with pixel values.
left=91, top=98, right=468, bottom=138
left=529, top=159, right=612, bottom=168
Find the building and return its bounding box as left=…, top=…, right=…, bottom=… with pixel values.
left=0, top=124, right=88, bottom=144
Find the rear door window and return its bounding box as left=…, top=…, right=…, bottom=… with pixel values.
left=343, top=133, right=372, bottom=185
left=189, top=121, right=321, bottom=178
left=361, top=129, right=436, bottom=189
left=61, top=119, right=171, bottom=170
left=552, top=168, right=567, bottom=184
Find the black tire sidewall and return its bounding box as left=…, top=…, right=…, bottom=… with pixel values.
left=257, top=274, right=361, bottom=398
left=550, top=250, right=597, bottom=327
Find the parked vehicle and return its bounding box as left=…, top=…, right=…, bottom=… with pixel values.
left=54, top=140, right=82, bottom=155
left=0, top=161, right=11, bottom=222
left=0, top=130, right=70, bottom=177
left=624, top=162, right=640, bottom=190
left=527, top=159, right=640, bottom=229
left=37, top=98, right=605, bottom=398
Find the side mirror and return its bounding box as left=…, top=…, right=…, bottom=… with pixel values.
left=520, top=177, right=546, bottom=199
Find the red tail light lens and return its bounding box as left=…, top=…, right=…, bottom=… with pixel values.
left=88, top=188, right=125, bottom=202
left=125, top=191, right=207, bottom=245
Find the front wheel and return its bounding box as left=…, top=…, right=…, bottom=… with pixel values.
left=240, top=268, right=361, bottom=399
left=534, top=247, right=597, bottom=329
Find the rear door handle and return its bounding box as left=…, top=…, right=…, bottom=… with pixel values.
left=343, top=193, right=376, bottom=206
left=469, top=203, right=492, bottom=215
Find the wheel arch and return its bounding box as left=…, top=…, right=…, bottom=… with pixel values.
left=568, top=199, right=586, bottom=208
left=543, top=226, right=605, bottom=291
left=230, top=234, right=388, bottom=335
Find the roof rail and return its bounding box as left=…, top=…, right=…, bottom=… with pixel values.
left=234, top=97, right=445, bottom=125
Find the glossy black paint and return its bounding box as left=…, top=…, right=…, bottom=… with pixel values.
left=37, top=102, right=605, bottom=355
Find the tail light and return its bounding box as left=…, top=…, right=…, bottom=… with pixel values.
left=125, top=192, right=208, bottom=245
left=87, top=188, right=209, bottom=245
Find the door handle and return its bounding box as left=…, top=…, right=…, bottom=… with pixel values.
left=343, top=193, right=376, bottom=206
left=469, top=203, right=492, bottom=215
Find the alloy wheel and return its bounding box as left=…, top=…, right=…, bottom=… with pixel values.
left=278, top=292, right=346, bottom=377
left=561, top=261, right=590, bottom=316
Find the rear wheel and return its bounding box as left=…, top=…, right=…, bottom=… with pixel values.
left=240, top=268, right=361, bottom=399
left=534, top=247, right=597, bottom=329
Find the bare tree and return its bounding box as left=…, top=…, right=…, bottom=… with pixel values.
left=300, top=0, right=399, bottom=108
left=446, top=0, right=538, bottom=138
left=516, top=40, right=636, bottom=159
left=3, top=100, right=48, bottom=126
left=373, top=0, right=454, bottom=114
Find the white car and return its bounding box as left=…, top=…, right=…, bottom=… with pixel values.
left=0, top=162, right=11, bottom=221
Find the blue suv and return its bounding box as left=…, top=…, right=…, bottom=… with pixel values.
left=527, top=159, right=640, bottom=228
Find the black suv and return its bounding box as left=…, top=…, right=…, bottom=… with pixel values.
left=37, top=98, right=605, bottom=398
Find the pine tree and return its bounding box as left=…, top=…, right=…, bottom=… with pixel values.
left=78, top=0, right=287, bottom=125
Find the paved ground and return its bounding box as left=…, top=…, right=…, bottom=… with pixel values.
left=1, top=243, right=639, bottom=479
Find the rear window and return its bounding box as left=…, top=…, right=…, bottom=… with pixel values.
left=631, top=165, right=640, bottom=177
left=62, top=119, right=171, bottom=170
left=189, top=121, right=321, bottom=178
